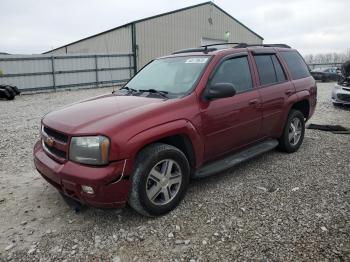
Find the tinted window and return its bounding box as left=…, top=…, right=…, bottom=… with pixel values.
left=280, top=51, right=310, bottom=80
left=211, top=56, right=252, bottom=93
left=255, top=55, right=277, bottom=85
left=271, top=55, right=287, bottom=82
left=254, top=54, right=287, bottom=85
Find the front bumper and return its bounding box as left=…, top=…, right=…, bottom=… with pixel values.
left=332, top=85, right=350, bottom=105
left=34, top=140, right=131, bottom=208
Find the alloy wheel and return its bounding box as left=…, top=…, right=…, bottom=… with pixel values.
left=146, top=159, right=182, bottom=205
left=288, top=117, right=302, bottom=146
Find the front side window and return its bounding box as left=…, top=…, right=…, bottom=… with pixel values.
left=280, top=51, right=310, bottom=80
left=126, top=56, right=210, bottom=96
left=211, top=56, right=253, bottom=93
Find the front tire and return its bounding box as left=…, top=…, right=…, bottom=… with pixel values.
left=128, top=143, right=190, bottom=217
left=278, top=109, right=305, bottom=153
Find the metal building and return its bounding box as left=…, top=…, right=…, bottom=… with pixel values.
left=44, top=1, right=263, bottom=73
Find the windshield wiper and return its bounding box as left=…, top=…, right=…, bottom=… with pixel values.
left=119, top=86, right=138, bottom=94
left=138, top=89, right=169, bottom=99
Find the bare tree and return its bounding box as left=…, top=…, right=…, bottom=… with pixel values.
left=304, top=50, right=350, bottom=65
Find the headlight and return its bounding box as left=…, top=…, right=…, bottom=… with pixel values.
left=69, top=136, right=110, bottom=165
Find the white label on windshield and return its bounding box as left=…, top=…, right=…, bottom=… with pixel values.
left=185, top=58, right=208, bottom=64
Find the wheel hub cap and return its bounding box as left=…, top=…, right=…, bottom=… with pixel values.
left=288, top=117, right=302, bottom=146
left=146, top=159, right=182, bottom=206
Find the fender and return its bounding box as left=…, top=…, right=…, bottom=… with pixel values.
left=296, top=90, right=311, bottom=102
left=118, top=119, right=204, bottom=171
left=275, top=91, right=310, bottom=137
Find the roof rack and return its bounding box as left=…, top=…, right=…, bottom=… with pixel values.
left=234, top=43, right=291, bottom=48
left=172, top=43, right=291, bottom=54
left=172, top=43, right=243, bottom=54
left=172, top=47, right=218, bottom=54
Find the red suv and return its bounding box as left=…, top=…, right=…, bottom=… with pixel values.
left=34, top=44, right=317, bottom=217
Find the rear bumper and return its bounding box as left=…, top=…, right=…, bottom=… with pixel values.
left=34, top=140, right=131, bottom=208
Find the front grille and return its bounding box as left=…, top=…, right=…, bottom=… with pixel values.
left=44, top=141, right=67, bottom=159
left=43, top=126, right=68, bottom=143
left=338, top=94, right=350, bottom=102
left=42, top=125, right=69, bottom=161
left=343, top=87, right=350, bottom=92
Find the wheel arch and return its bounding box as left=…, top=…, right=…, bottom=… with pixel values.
left=291, top=99, right=310, bottom=120
left=123, top=120, right=204, bottom=175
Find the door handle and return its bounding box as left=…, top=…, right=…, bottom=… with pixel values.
left=285, top=89, right=293, bottom=96
left=248, top=99, right=259, bottom=106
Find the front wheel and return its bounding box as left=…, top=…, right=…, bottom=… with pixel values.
left=278, top=109, right=305, bottom=153
left=128, top=143, right=190, bottom=217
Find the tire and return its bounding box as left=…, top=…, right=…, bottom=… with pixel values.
left=0, top=87, right=14, bottom=100
left=8, top=85, right=20, bottom=95
left=2, top=86, right=15, bottom=100
left=128, top=143, right=190, bottom=217
left=278, top=109, right=305, bottom=153
left=0, top=88, right=11, bottom=99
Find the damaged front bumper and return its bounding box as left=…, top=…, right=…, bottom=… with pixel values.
left=332, top=84, right=350, bottom=105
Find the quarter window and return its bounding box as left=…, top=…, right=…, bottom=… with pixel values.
left=211, top=56, right=253, bottom=93
left=254, top=54, right=287, bottom=86
left=280, top=51, right=310, bottom=80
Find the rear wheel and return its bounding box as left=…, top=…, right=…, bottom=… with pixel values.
left=279, top=109, right=305, bottom=153
left=128, top=143, right=190, bottom=217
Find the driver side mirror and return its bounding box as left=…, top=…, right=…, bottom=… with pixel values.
left=204, top=82, right=236, bottom=100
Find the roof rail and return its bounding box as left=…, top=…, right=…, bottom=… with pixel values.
left=173, top=42, right=243, bottom=54
left=235, top=43, right=291, bottom=48
left=172, top=47, right=218, bottom=54
left=172, top=43, right=291, bottom=55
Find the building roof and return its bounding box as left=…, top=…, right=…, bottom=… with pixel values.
left=43, top=1, right=263, bottom=54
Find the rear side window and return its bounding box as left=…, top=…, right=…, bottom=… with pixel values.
left=254, top=54, right=287, bottom=85
left=211, top=56, right=253, bottom=93
left=271, top=55, right=287, bottom=82
left=280, top=51, right=310, bottom=80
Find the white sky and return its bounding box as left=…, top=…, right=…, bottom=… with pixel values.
left=1, top=0, right=349, bottom=55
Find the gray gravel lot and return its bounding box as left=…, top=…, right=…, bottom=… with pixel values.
left=0, top=82, right=349, bottom=261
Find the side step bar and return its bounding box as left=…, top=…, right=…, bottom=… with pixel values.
left=193, top=139, right=279, bottom=179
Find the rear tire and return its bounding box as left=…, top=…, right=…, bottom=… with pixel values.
left=128, top=143, right=190, bottom=217
left=278, top=109, right=305, bottom=153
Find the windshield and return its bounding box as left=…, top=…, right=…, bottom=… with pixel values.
left=126, top=56, right=210, bottom=96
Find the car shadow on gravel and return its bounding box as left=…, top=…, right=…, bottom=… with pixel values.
left=42, top=146, right=307, bottom=222
left=334, top=104, right=350, bottom=111
left=187, top=149, right=278, bottom=188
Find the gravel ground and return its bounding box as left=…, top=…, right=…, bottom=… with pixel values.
left=0, top=83, right=349, bottom=261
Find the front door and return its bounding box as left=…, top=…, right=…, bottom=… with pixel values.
left=199, top=54, right=262, bottom=161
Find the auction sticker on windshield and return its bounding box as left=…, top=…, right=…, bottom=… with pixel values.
left=185, top=57, right=208, bottom=63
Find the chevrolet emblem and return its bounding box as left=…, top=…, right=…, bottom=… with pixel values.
left=46, top=137, right=55, bottom=147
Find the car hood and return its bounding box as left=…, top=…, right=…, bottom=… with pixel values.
left=42, top=93, right=165, bottom=134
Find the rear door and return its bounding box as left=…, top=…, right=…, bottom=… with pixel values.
left=251, top=51, right=295, bottom=138
left=199, top=53, right=262, bottom=161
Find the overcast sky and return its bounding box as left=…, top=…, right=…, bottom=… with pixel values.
left=1, top=0, right=349, bottom=55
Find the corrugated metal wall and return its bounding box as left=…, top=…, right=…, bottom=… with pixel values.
left=45, top=3, right=262, bottom=71
left=49, top=25, right=132, bottom=55
left=0, top=54, right=133, bottom=91
left=135, top=4, right=262, bottom=68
